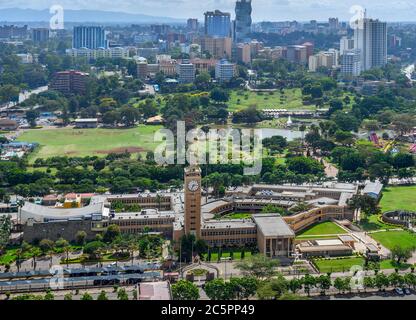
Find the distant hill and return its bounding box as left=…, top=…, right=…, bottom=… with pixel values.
left=0, top=8, right=184, bottom=24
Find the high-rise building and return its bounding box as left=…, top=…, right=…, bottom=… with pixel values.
left=328, top=18, right=339, bottom=30
left=341, top=50, right=362, bottom=77
left=199, top=36, right=232, bottom=59
left=50, top=70, right=89, bottom=95
left=32, top=28, right=49, bottom=43
left=302, top=42, right=314, bottom=59
left=353, top=18, right=387, bottom=71
left=215, top=59, right=236, bottom=82
left=187, top=19, right=199, bottom=32
left=308, top=49, right=339, bottom=72
left=234, top=0, right=252, bottom=43
left=388, top=35, right=402, bottom=48
left=236, top=43, right=251, bottom=64
left=184, top=166, right=202, bottom=238
left=286, top=45, right=308, bottom=64
left=137, top=61, right=149, bottom=80
left=204, top=10, right=231, bottom=37
left=73, top=26, right=107, bottom=49
left=340, top=36, right=354, bottom=54
left=177, top=59, right=196, bottom=84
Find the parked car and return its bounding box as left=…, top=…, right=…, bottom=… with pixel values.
left=404, top=288, right=411, bottom=295
left=395, top=288, right=404, bottom=295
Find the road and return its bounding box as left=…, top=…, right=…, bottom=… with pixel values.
left=0, top=86, right=48, bottom=111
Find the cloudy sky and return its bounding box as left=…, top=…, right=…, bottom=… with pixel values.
left=1, top=0, right=416, bottom=21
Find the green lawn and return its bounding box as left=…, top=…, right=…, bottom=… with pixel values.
left=228, top=89, right=314, bottom=112
left=313, top=257, right=365, bottom=273
left=358, top=215, right=399, bottom=231
left=297, top=221, right=347, bottom=237
left=380, top=186, right=416, bottom=213
left=380, top=259, right=412, bottom=271
left=370, top=230, right=416, bottom=251
left=17, top=125, right=162, bottom=162
left=219, top=212, right=253, bottom=220
left=203, top=249, right=252, bottom=262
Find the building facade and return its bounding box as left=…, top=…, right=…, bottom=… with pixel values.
left=204, top=10, right=231, bottom=38
left=215, top=59, right=236, bottom=82
left=234, top=0, right=252, bottom=43
left=50, top=70, right=89, bottom=95
left=354, top=18, right=387, bottom=71
left=177, top=60, right=196, bottom=84
left=73, top=26, right=107, bottom=49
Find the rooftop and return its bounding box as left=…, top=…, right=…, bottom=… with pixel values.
left=252, top=214, right=295, bottom=238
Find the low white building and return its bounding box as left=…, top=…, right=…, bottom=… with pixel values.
left=215, top=59, right=236, bottom=82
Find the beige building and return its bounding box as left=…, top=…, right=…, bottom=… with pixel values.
left=198, top=36, right=232, bottom=59
left=236, top=43, right=251, bottom=64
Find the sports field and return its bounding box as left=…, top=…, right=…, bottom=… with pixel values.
left=380, top=186, right=416, bottom=213
left=17, top=125, right=162, bottom=161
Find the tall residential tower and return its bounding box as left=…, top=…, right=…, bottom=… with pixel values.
left=353, top=18, right=387, bottom=71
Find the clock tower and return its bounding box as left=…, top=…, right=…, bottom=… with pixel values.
left=184, top=166, right=202, bottom=238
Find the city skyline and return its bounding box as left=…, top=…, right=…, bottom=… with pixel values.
left=0, top=0, right=416, bottom=22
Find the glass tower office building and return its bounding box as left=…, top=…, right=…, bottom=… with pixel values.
left=204, top=10, right=231, bottom=37
left=73, top=26, right=107, bottom=49
left=235, top=0, right=252, bottom=43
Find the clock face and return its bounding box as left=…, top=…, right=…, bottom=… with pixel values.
left=188, top=180, right=200, bottom=192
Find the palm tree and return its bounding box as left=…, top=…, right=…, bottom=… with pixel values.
left=128, top=241, right=139, bottom=265
left=29, top=247, right=41, bottom=270
left=15, top=248, right=23, bottom=272
left=63, top=245, right=71, bottom=267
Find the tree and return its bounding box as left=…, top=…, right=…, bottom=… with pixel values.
left=374, top=272, right=389, bottom=291
left=83, top=241, right=105, bottom=260
left=348, top=194, right=381, bottom=218
left=302, top=274, right=316, bottom=296
left=0, top=215, right=12, bottom=252
left=391, top=245, right=413, bottom=264
left=117, top=288, right=129, bottom=300
left=81, top=292, right=93, bottom=300
left=229, top=277, right=258, bottom=300
left=232, top=105, right=262, bottom=125
left=103, top=224, right=121, bottom=243
left=316, top=274, right=331, bottom=295
left=288, top=278, right=303, bottom=293
left=392, top=114, right=416, bottom=136
left=171, top=280, right=199, bottom=300
left=235, top=254, right=279, bottom=279
left=75, top=230, right=87, bottom=246
left=97, top=290, right=108, bottom=300
left=64, top=293, right=73, bottom=300
left=39, top=239, right=55, bottom=255
left=26, top=109, right=39, bottom=128
left=204, top=278, right=234, bottom=300
left=119, top=106, right=139, bottom=127
left=256, top=274, right=288, bottom=299
left=363, top=276, right=374, bottom=292
left=210, top=88, right=229, bottom=103
left=44, top=290, right=54, bottom=300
